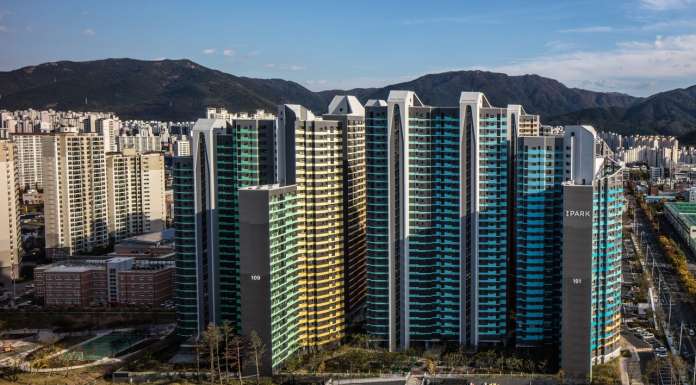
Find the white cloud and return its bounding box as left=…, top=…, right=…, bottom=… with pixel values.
left=0, top=25, right=7, bottom=32
left=545, top=40, right=576, bottom=52
left=402, top=16, right=476, bottom=25
left=202, top=48, right=216, bottom=55
left=153, top=57, right=167, bottom=61
left=82, top=28, right=95, bottom=36
left=641, top=18, right=696, bottom=30
left=492, top=34, right=696, bottom=95
left=263, top=63, right=306, bottom=71
left=305, top=79, right=328, bottom=86
left=559, top=26, right=614, bottom=33
left=223, top=49, right=235, bottom=57
left=640, top=0, right=695, bottom=10
left=246, top=50, right=260, bottom=57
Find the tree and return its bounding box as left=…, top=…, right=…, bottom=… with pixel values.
left=249, top=330, right=266, bottom=384
left=233, top=334, right=244, bottom=384
left=201, top=323, right=222, bottom=385
left=425, top=358, right=437, bottom=374
left=220, top=321, right=234, bottom=379
left=194, top=337, right=202, bottom=383
left=558, top=368, right=566, bottom=385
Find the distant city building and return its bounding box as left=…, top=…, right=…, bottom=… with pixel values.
left=206, top=107, right=275, bottom=121
left=11, top=133, right=45, bottom=190
left=1, top=109, right=115, bottom=134
left=96, top=118, right=121, bottom=152
left=117, top=134, right=161, bottom=153
left=172, top=136, right=191, bottom=157
left=106, top=149, right=167, bottom=242
left=650, top=166, right=663, bottom=182
left=0, top=138, right=21, bottom=286
left=34, top=256, right=174, bottom=307
left=42, top=131, right=109, bottom=259
left=22, top=189, right=43, bottom=205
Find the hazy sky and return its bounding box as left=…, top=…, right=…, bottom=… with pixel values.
left=1, top=0, right=696, bottom=96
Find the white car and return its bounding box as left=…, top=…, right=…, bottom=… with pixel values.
left=689, top=329, right=695, bottom=337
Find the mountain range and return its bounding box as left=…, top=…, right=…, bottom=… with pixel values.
left=1, top=58, right=696, bottom=142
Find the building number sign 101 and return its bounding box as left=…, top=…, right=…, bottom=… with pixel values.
left=572, top=278, right=582, bottom=285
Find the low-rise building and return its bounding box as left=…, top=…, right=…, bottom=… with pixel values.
left=109, top=229, right=175, bottom=260
left=34, top=257, right=174, bottom=307
left=664, top=202, right=696, bottom=256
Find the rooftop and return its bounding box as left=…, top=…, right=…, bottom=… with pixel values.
left=117, top=229, right=174, bottom=246
left=665, top=202, right=696, bottom=228
left=36, top=264, right=103, bottom=273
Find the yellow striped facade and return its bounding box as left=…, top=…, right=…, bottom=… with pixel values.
left=295, top=119, right=346, bottom=348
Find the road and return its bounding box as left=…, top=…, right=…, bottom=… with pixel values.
left=629, top=194, right=696, bottom=383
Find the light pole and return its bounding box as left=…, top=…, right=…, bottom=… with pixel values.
left=679, top=322, right=684, bottom=354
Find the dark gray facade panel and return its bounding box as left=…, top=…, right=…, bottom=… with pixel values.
left=238, top=189, right=273, bottom=374
left=561, top=184, right=594, bottom=380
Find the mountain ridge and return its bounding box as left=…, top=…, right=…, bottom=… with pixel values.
left=1, top=58, right=695, bottom=142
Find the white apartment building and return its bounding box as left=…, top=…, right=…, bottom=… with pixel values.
left=172, top=136, right=191, bottom=157
left=106, top=149, right=166, bottom=242
left=11, top=133, right=45, bottom=190
left=43, top=131, right=109, bottom=259
left=116, top=134, right=161, bottom=153
left=96, top=118, right=121, bottom=153
left=0, top=139, right=21, bottom=285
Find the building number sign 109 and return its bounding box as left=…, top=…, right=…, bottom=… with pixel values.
left=250, top=275, right=261, bottom=281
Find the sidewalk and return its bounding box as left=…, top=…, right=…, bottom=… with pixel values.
left=620, top=336, right=644, bottom=385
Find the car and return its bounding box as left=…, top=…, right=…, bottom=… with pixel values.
left=689, top=329, right=695, bottom=337
left=655, top=351, right=668, bottom=358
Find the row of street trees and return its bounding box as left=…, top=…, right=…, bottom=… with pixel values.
left=636, top=193, right=696, bottom=300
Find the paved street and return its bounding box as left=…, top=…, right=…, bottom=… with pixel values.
left=629, top=194, right=696, bottom=383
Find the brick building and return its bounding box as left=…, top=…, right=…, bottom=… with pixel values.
left=34, top=257, right=173, bottom=307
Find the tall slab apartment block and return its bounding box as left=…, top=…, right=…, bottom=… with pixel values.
left=323, top=96, right=367, bottom=320
left=239, top=184, right=301, bottom=375
left=277, top=103, right=347, bottom=347
left=561, top=126, right=623, bottom=380
left=0, top=138, right=21, bottom=286
left=42, top=130, right=109, bottom=259
left=173, top=117, right=275, bottom=337
left=365, top=91, right=539, bottom=349
left=513, top=135, right=564, bottom=346
left=364, top=92, right=622, bottom=382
